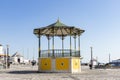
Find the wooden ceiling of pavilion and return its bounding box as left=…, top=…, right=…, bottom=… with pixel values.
left=34, top=20, right=85, bottom=37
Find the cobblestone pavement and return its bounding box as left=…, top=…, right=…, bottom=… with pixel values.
left=0, top=65, right=120, bottom=80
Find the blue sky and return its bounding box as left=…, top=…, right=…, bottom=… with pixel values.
left=0, top=0, right=120, bottom=63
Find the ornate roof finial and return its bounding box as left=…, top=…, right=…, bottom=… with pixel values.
left=57, top=17, right=60, bottom=22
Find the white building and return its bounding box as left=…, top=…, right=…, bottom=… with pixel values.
left=11, top=52, right=29, bottom=64
left=11, top=52, right=24, bottom=64
left=92, top=58, right=98, bottom=66
left=0, top=44, right=5, bottom=63
left=89, top=58, right=98, bottom=67
left=0, top=44, right=4, bottom=54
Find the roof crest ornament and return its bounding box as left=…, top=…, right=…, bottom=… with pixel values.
left=57, top=17, right=60, bottom=23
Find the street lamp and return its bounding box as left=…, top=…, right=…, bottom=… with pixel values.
left=6, top=45, right=9, bottom=68
left=90, top=46, right=93, bottom=69
left=109, top=53, right=111, bottom=63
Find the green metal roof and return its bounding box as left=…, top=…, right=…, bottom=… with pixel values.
left=34, top=19, right=85, bottom=37
left=47, top=19, right=67, bottom=27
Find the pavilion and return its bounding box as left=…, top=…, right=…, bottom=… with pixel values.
left=33, top=19, right=85, bottom=73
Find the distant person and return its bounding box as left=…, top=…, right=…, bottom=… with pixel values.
left=89, top=64, right=92, bottom=69
left=31, top=60, right=36, bottom=66
left=7, top=62, right=10, bottom=68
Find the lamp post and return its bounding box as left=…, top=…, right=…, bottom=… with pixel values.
left=90, top=47, right=93, bottom=69
left=109, top=53, right=111, bottom=63
left=4, top=48, right=7, bottom=69
left=6, top=45, right=9, bottom=68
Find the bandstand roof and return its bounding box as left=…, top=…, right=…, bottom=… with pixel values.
left=34, top=20, right=85, bottom=37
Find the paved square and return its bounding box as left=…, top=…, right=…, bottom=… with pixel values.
left=0, top=65, right=120, bottom=80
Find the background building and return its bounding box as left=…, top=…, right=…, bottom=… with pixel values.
left=0, top=44, right=5, bottom=63
left=11, top=52, right=29, bottom=64
left=110, top=59, right=120, bottom=67
left=11, top=52, right=24, bottom=64
left=0, top=44, right=4, bottom=54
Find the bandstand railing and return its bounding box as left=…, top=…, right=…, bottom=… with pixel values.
left=41, top=49, right=80, bottom=57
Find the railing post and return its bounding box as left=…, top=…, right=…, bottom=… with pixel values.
left=70, top=28, right=72, bottom=56
left=47, top=35, right=50, bottom=57
left=78, top=35, right=80, bottom=57
left=38, top=34, right=41, bottom=58
left=74, top=35, right=76, bottom=56
left=62, top=36, right=64, bottom=57
left=52, top=36, right=55, bottom=57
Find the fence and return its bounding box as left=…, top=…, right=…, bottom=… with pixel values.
left=41, top=49, right=80, bottom=57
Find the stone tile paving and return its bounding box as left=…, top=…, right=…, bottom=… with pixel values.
left=0, top=65, right=120, bottom=80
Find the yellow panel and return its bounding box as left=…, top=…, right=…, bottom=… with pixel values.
left=72, top=58, right=80, bottom=69
left=40, top=58, right=51, bottom=70
left=56, top=58, right=69, bottom=70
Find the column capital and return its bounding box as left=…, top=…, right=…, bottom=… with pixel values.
left=46, top=35, right=51, bottom=40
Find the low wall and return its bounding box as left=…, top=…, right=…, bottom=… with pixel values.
left=38, top=57, right=81, bottom=73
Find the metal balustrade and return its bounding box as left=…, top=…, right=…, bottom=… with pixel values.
left=41, top=49, right=80, bottom=57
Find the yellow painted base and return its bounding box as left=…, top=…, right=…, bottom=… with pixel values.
left=39, top=58, right=51, bottom=70
left=56, top=58, right=69, bottom=70
left=38, top=57, right=81, bottom=73
left=71, top=58, right=81, bottom=73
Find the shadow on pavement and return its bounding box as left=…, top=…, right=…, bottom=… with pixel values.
left=8, top=70, right=63, bottom=74
left=8, top=70, right=39, bottom=74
